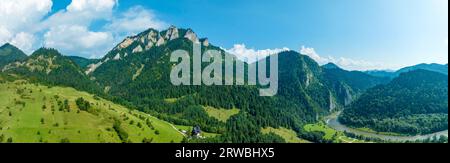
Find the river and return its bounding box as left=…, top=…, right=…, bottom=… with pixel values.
left=326, top=112, right=449, bottom=142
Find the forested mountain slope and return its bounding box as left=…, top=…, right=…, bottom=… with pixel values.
left=0, top=43, right=28, bottom=68
left=85, top=26, right=358, bottom=142
left=340, top=70, right=448, bottom=135
left=2, top=48, right=101, bottom=94
left=322, top=63, right=390, bottom=106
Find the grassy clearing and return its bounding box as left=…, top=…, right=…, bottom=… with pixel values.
left=261, top=127, right=309, bottom=143
left=203, top=106, right=240, bottom=122
left=304, top=122, right=366, bottom=143
left=0, top=81, right=184, bottom=143
left=304, top=123, right=337, bottom=140
left=164, top=98, right=180, bottom=104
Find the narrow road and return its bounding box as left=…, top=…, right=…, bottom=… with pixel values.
left=167, top=123, right=187, bottom=137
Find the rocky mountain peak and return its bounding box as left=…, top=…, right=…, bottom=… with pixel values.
left=185, top=29, right=200, bottom=43
left=200, top=38, right=209, bottom=47
left=2, top=48, right=72, bottom=75
left=117, top=37, right=136, bottom=50
left=89, top=26, right=213, bottom=75
left=114, top=26, right=209, bottom=52
left=164, top=25, right=180, bottom=41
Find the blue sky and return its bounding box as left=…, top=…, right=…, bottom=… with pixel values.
left=1, top=0, right=448, bottom=70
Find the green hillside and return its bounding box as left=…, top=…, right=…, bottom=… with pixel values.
left=0, top=43, right=28, bottom=68
left=68, top=56, right=100, bottom=69
left=203, top=106, right=240, bottom=122
left=83, top=26, right=389, bottom=143
left=340, top=70, right=448, bottom=135
left=0, top=78, right=184, bottom=143
left=2, top=48, right=101, bottom=94
left=87, top=27, right=324, bottom=143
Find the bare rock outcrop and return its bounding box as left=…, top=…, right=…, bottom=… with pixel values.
left=184, top=29, right=200, bottom=43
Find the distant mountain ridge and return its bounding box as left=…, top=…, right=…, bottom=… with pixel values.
left=365, top=63, right=448, bottom=78
left=397, top=63, right=448, bottom=75
left=68, top=56, right=100, bottom=69
left=0, top=43, right=28, bottom=68
left=364, top=70, right=396, bottom=78
left=322, top=63, right=341, bottom=70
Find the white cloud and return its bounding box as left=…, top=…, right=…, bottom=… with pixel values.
left=105, top=6, right=167, bottom=35
left=44, top=25, right=114, bottom=58
left=10, top=32, right=36, bottom=53
left=0, top=0, right=52, bottom=53
left=0, top=0, right=52, bottom=32
left=225, top=44, right=290, bottom=63
left=0, top=26, right=12, bottom=44
left=40, top=0, right=118, bottom=58
left=67, top=0, right=117, bottom=12
left=40, top=0, right=116, bottom=29
left=300, top=46, right=324, bottom=63
left=300, top=46, right=385, bottom=71
left=0, top=0, right=167, bottom=58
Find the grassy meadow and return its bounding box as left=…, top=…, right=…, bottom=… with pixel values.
left=0, top=80, right=184, bottom=143
left=261, top=127, right=310, bottom=143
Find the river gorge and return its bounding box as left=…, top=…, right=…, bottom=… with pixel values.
left=326, top=112, right=449, bottom=142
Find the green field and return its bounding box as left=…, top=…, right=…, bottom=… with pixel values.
left=304, top=122, right=366, bottom=143
left=0, top=80, right=184, bottom=143
left=203, top=106, right=240, bottom=122
left=261, top=127, right=309, bottom=143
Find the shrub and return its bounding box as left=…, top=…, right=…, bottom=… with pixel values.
left=75, top=97, right=91, bottom=111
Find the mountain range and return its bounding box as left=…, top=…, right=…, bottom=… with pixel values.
left=1, top=48, right=100, bottom=94
left=0, top=26, right=448, bottom=143
left=365, top=63, right=448, bottom=78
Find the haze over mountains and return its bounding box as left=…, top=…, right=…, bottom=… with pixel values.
left=365, top=63, right=448, bottom=78
left=0, top=26, right=448, bottom=143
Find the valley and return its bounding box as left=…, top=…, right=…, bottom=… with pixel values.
left=0, top=26, right=448, bottom=143
left=326, top=112, right=449, bottom=142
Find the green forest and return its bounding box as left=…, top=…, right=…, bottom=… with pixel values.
left=340, top=70, right=448, bottom=135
